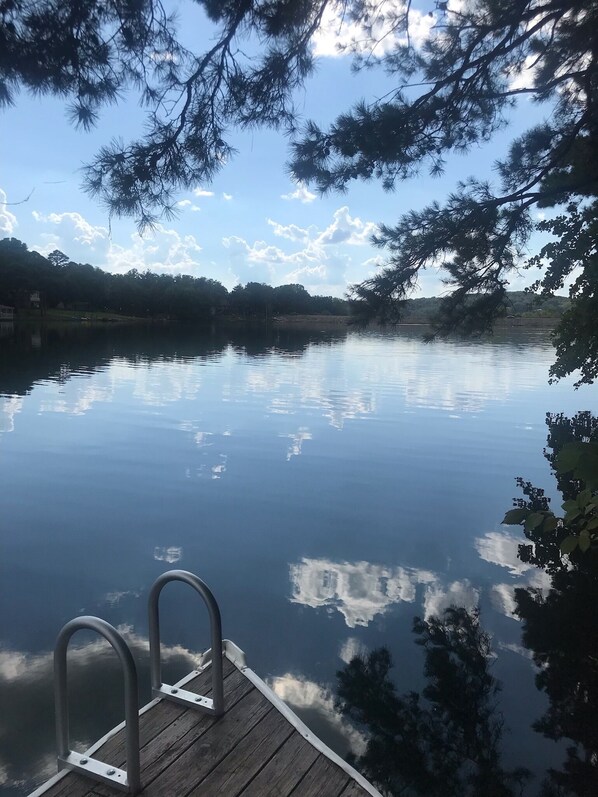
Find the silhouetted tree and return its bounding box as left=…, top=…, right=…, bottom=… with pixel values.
left=336, top=608, right=529, bottom=797
left=502, top=411, right=598, bottom=794
left=2, top=1, right=597, bottom=379
left=0, top=237, right=349, bottom=321
left=516, top=566, right=598, bottom=797
left=505, top=411, right=598, bottom=565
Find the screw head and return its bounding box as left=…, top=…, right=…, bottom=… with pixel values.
left=171, top=688, right=178, bottom=694
left=107, top=768, right=116, bottom=776
left=80, top=758, right=88, bottom=765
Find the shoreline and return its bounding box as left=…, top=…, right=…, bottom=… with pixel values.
left=9, top=310, right=560, bottom=330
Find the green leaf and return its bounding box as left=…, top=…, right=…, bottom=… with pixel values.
left=562, top=500, right=579, bottom=513
left=502, top=508, right=529, bottom=525
left=575, top=452, right=598, bottom=486
left=576, top=489, right=592, bottom=507
left=578, top=531, right=591, bottom=552
left=525, top=512, right=544, bottom=530
left=543, top=515, right=558, bottom=532
left=555, top=443, right=586, bottom=474
left=560, top=535, right=578, bottom=555
left=587, top=517, right=598, bottom=530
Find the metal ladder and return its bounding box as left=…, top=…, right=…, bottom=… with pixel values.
left=53, top=569, right=224, bottom=794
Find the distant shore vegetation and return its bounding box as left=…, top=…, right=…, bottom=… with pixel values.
left=0, top=237, right=568, bottom=325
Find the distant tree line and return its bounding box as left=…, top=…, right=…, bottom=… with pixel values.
left=0, top=238, right=349, bottom=320
left=0, top=237, right=568, bottom=324
left=392, top=292, right=570, bottom=324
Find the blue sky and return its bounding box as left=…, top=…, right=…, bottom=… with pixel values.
left=0, top=1, right=548, bottom=298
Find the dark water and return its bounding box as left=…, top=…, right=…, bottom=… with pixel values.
left=0, top=323, right=596, bottom=795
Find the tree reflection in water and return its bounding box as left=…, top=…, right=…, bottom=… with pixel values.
left=336, top=608, right=529, bottom=797
left=516, top=412, right=598, bottom=797
left=337, top=412, right=598, bottom=797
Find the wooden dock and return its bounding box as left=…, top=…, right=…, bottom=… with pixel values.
left=29, top=646, right=381, bottom=797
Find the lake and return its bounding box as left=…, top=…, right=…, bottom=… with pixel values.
left=1, top=322, right=596, bottom=796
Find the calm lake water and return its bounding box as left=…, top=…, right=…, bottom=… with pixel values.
left=0, top=322, right=596, bottom=795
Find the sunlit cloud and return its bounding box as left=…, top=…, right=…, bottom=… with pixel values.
left=316, top=207, right=378, bottom=246
left=474, top=531, right=533, bottom=576
left=223, top=205, right=377, bottom=292
left=103, top=589, right=141, bottom=606
left=279, top=427, right=313, bottom=460
left=267, top=218, right=312, bottom=244
left=290, top=557, right=436, bottom=628
left=490, top=569, right=552, bottom=621
left=106, top=226, right=203, bottom=275
left=211, top=454, right=227, bottom=480
left=32, top=210, right=108, bottom=246
left=281, top=182, right=316, bottom=204
left=423, top=579, right=480, bottom=619
left=39, top=383, right=113, bottom=416
left=0, top=188, right=17, bottom=235
left=153, top=546, right=182, bottom=563
left=193, top=187, right=214, bottom=198
left=0, top=395, right=23, bottom=435
left=268, top=672, right=366, bottom=755
left=312, top=0, right=435, bottom=58
left=339, top=636, right=367, bottom=664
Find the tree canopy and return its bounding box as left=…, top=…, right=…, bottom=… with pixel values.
left=2, top=0, right=597, bottom=381
left=0, top=237, right=349, bottom=319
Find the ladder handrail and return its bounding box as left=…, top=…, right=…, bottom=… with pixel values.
left=148, top=569, right=224, bottom=715
left=54, top=616, right=141, bottom=794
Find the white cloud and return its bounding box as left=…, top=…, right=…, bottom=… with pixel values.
left=267, top=218, right=311, bottom=244
left=316, top=206, right=377, bottom=246
left=474, top=531, right=533, bottom=576
left=105, top=226, right=203, bottom=275
left=506, top=54, right=538, bottom=91
left=177, top=199, right=192, bottom=208
left=423, top=579, right=479, bottom=619
left=279, top=427, right=312, bottom=460
left=222, top=193, right=233, bottom=201
left=193, top=187, right=214, bottom=197
left=223, top=205, right=377, bottom=290
left=0, top=396, right=23, bottom=440
left=339, top=637, right=367, bottom=664
left=312, top=0, right=435, bottom=58
left=281, top=182, right=316, bottom=204
left=0, top=189, right=17, bottom=235
left=290, top=557, right=436, bottom=628
left=32, top=210, right=108, bottom=246
left=153, top=545, right=182, bottom=563
left=268, top=672, right=366, bottom=756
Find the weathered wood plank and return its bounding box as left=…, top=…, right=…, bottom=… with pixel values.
left=40, top=658, right=237, bottom=797
left=186, top=708, right=294, bottom=796
left=237, top=730, right=319, bottom=797
left=289, top=754, right=351, bottom=797
left=91, top=668, right=253, bottom=797
left=29, top=661, right=378, bottom=797
left=97, top=659, right=236, bottom=764
left=141, top=689, right=274, bottom=796
left=339, top=780, right=371, bottom=797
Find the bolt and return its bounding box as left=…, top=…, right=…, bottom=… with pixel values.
left=171, top=688, right=178, bottom=694
left=107, top=769, right=116, bottom=776
left=80, top=758, right=88, bottom=765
